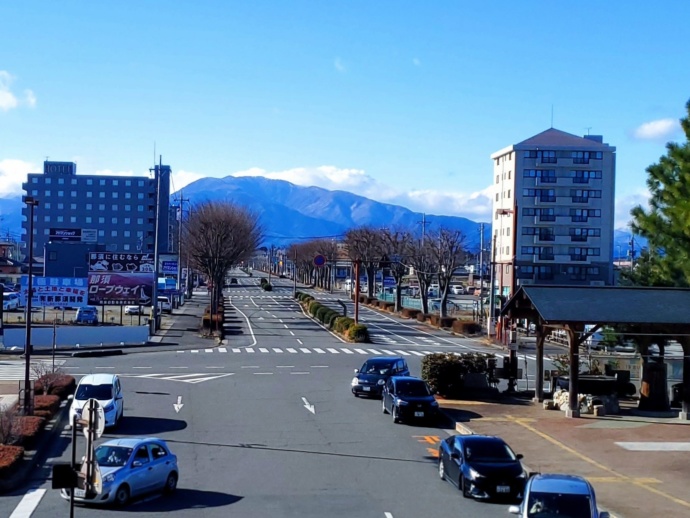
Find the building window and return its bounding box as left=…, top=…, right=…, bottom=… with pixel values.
left=44, top=215, right=51, bottom=222
left=111, top=217, right=118, bottom=224
left=125, top=205, right=131, bottom=211
left=44, top=202, right=51, bottom=209
left=99, top=179, right=106, bottom=186
left=58, top=178, right=64, bottom=184
left=71, top=191, right=77, bottom=197
left=570, top=170, right=602, bottom=183
left=124, top=230, right=131, bottom=237
left=507, top=189, right=511, bottom=198
left=537, top=266, right=553, bottom=280
left=124, top=218, right=131, bottom=224
left=87, top=179, right=93, bottom=185
left=523, top=188, right=556, bottom=202
left=112, top=204, right=118, bottom=211
left=32, top=177, right=38, bottom=184
left=57, top=203, right=64, bottom=209
left=137, top=218, right=144, bottom=224
left=570, top=189, right=602, bottom=203
left=99, top=192, right=105, bottom=198
left=45, top=190, right=52, bottom=196
left=71, top=179, right=77, bottom=185
left=71, top=203, right=77, bottom=209
left=496, top=175, right=499, bottom=184
left=86, top=204, right=92, bottom=210
left=58, top=191, right=64, bottom=197
left=495, top=193, right=499, bottom=201
left=113, top=180, right=119, bottom=186
left=137, top=193, right=144, bottom=199
left=524, top=169, right=556, bottom=182
left=111, top=230, right=118, bottom=237
left=98, top=230, right=104, bottom=237
left=44, top=229, right=50, bottom=235
left=137, top=230, right=144, bottom=237
left=85, top=217, right=92, bottom=223
left=123, top=244, right=130, bottom=251
left=112, top=192, right=119, bottom=198
left=70, top=216, right=77, bottom=223
left=524, top=150, right=557, bottom=163
left=138, top=205, right=144, bottom=212
left=31, top=189, right=38, bottom=195
left=99, top=204, right=105, bottom=210
left=99, top=217, right=105, bottom=223
left=46, top=178, right=52, bottom=184
left=138, top=180, right=144, bottom=187
left=125, top=180, right=131, bottom=187
left=125, top=192, right=131, bottom=199
left=86, top=191, right=93, bottom=198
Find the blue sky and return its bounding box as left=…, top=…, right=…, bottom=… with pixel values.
left=1, top=1, right=688, bottom=229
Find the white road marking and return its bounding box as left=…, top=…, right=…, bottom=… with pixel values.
left=296, top=339, right=303, bottom=345
left=340, top=348, right=354, bottom=354
left=94, top=366, right=114, bottom=369
left=291, top=372, right=309, bottom=375
left=326, top=348, right=340, bottom=354
left=287, top=348, right=297, bottom=353
left=289, top=331, right=295, bottom=336
left=273, top=348, right=284, bottom=353
left=232, top=348, right=241, bottom=353
left=283, top=324, right=289, bottom=328
left=394, top=350, right=411, bottom=356
left=241, top=366, right=260, bottom=369
left=133, top=366, right=152, bottom=369
left=218, top=347, right=227, bottom=353
left=313, top=348, right=326, bottom=354
left=170, top=366, right=188, bottom=369
left=254, top=372, right=274, bottom=375
left=410, top=351, right=425, bottom=356
left=310, top=365, right=328, bottom=368
left=204, top=348, right=213, bottom=353
left=246, top=348, right=255, bottom=353
left=367, top=349, right=382, bottom=354
left=10, top=488, right=46, bottom=518
left=278, top=319, right=283, bottom=323
left=300, top=348, right=312, bottom=353
left=380, top=349, right=395, bottom=355
left=615, top=442, right=690, bottom=451
left=259, top=348, right=269, bottom=353
left=276, top=365, right=295, bottom=368
left=191, top=350, right=199, bottom=353
left=384, top=513, right=393, bottom=518
left=354, top=348, right=368, bottom=354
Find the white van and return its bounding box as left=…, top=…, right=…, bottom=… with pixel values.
left=3, top=292, right=20, bottom=311
left=157, top=296, right=172, bottom=314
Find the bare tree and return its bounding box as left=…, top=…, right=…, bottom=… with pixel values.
left=31, top=361, right=64, bottom=395
left=381, top=228, right=413, bottom=312
left=345, top=227, right=385, bottom=298
left=405, top=236, right=436, bottom=314
left=185, top=201, right=263, bottom=314
left=427, top=228, right=468, bottom=317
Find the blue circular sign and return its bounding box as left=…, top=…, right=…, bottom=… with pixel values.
left=313, top=254, right=326, bottom=267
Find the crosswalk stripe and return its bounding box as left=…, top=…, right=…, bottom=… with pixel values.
left=394, top=350, right=411, bottom=356
left=410, top=351, right=425, bottom=356
left=191, top=350, right=199, bottom=353
left=232, top=348, right=241, bottom=353
left=380, top=349, right=395, bottom=355
left=218, top=347, right=227, bottom=353
left=326, top=348, right=340, bottom=354
left=300, top=348, right=311, bottom=353
left=367, top=349, right=382, bottom=354
left=313, top=348, right=326, bottom=354
left=340, top=348, right=354, bottom=354
left=246, top=348, right=255, bottom=353
left=205, top=348, right=213, bottom=353
left=354, top=348, right=368, bottom=354
left=259, top=348, right=269, bottom=353
left=287, top=348, right=297, bottom=353
left=273, top=348, right=283, bottom=353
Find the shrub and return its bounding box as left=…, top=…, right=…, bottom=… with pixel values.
left=36, top=375, right=76, bottom=399
left=365, top=297, right=377, bottom=305
left=308, top=301, right=323, bottom=316
left=421, top=353, right=466, bottom=398
left=15, top=416, right=45, bottom=449
left=348, top=324, right=370, bottom=343
left=34, top=395, right=60, bottom=418
left=334, top=316, right=354, bottom=333
left=383, top=302, right=395, bottom=312
left=327, top=312, right=340, bottom=328
left=260, top=277, right=267, bottom=285
left=429, top=314, right=440, bottom=327
left=262, top=283, right=273, bottom=291
left=439, top=317, right=456, bottom=328
left=401, top=308, right=421, bottom=319
left=315, top=306, right=331, bottom=323
left=0, top=445, right=24, bottom=479
left=295, top=291, right=305, bottom=300
left=451, top=320, right=482, bottom=335
left=358, top=294, right=367, bottom=304
left=416, top=312, right=429, bottom=323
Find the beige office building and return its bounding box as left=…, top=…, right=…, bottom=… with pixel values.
left=490, top=128, right=616, bottom=298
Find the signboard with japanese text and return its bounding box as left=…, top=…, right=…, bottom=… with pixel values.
left=20, top=276, right=88, bottom=308
left=158, top=254, right=179, bottom=276
left=88, top=253, right=155, bottom=273
left=82, top=229, right=98, bottom=243
left=87, top=273, right=154, bottom=306
left=49, top=228, right=81, bottom=242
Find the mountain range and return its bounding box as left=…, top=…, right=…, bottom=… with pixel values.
left=1, top=175, right=645, bottom=255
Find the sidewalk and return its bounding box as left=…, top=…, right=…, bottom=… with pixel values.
left=438, top=394, right=690, bottom=518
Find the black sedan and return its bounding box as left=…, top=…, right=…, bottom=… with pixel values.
left=438, top=434, right=526, bottom=500
left=381, top=376, right=439, bottom=423
left=351, top=357, right=409, bottom=397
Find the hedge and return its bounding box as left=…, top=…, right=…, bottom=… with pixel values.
left=452, top=320, right=482, bottom=335
left=429, top=316, right=456, bottom=328
left=33, top=395, right=61, bottom=420
left=334, top=316, right=354, bottom=333
left=315, top=306, right=331, bottom=322
left=0, top=445, right=24, bottom=479
left=262, top=283, right=273, bottom=291
left=35, top=375, right=76, bottom=400
left=15, top=416, right=45, bottom=450
left=421, top=352, right=495, bottom=398
left=401, top=308, right=421, bottom=319
left=308, top=301, right=323, bottom=316
left=416, top=312, right=429, bottom=323
left=348, top=324, right=370, bottom=343
left=327, top=312, right=340, bottom=328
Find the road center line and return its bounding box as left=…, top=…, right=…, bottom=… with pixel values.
left=241, top=366, right=260, bottom=369
left=132, top=366, right=152, bottom=369
left=276, top=365, right=295, bottom=368
left=296, top=339, right=303, bottom=345
left=10, top=488, right=46, bottom=518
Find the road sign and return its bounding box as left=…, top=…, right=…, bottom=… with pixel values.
left=313, top=254, right=326, bottom=267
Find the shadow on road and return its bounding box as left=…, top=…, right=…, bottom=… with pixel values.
left=97, top=489, right=244, bottom=512
left=105, top=416, right=187, bottom=436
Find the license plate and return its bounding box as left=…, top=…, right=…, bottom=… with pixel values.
left=74, top=489, right=86, bottom=498
left=414, top=411, right=424, bottom=417
left=362, top=386, right=371, bottom=392
left=497, top=485, right=510, bottom=493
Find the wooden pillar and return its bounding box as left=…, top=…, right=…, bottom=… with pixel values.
left=533, top=327, right=545, bottom=403
left=566, top=327, right=580, bottom=418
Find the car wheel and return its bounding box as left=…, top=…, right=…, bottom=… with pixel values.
left=353, top=392, right=359, bottom=398
left=438, top=459, right=446, bottom=480
left=381, top=399, right=388, bottom=414
left=392, top=406, right=400, bottom=423
left=164, top=472, right=178, bottom=495
left=461, top=476, right=471, bottom=498
left=114, top=484, right=130, bottom=507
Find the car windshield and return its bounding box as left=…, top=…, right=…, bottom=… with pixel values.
left=395, top=380, right=430, bottom=397
left=361, top=361, right=394, bottom=375
left=75, top=383, right=113, bottom=401
left=464, top=439, right=517, bottom=462
left=95, top=445, right=133, bottom=467
left=526, top=491, right=592, bottom=517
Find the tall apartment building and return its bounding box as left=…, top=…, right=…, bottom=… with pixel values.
left=490, top=128, right=616, bottom=298
left=21, top=161, right=171, bottom=268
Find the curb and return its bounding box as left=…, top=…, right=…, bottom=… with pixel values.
left=0, top=399, right=70, bottom=494
left=71, top=349, right=124, bottom=358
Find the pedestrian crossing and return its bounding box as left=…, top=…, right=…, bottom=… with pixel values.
left=0, top=360, right=67, bottom=381
left=369, top=333, right=441, bottom=346
left=177, top=346, right=460, bottom=357
left=120, top=372, right=235, bottom=384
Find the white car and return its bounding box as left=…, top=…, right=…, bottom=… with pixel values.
left=124, top=305, right=142, bottom=315
left=3, top=292, right=20, bottom=311
left=157, top=296, right=172, bottom=314
left=69, top=374, right=124, bottom=429
left=450, top=285, right=465, bottom=295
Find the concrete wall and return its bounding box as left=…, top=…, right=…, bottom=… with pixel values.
left=1, top=325, right=149, bottom=349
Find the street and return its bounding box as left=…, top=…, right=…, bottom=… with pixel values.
left=2, top=276, right=547, bottom=517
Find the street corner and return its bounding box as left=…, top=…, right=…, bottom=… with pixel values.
left=412, top=434, right=441, bottom=460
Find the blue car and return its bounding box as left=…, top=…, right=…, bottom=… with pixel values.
left=509, top=474, right=611, bottom=517
left=381, top=376, right=439, bottom=423
left=61, top=437, right=179, bottom=506
left=351, top=357, right=409, bottom=397
left=75, top=306, right=99, bottom=325
left=438, top=434, right=526, bottom=500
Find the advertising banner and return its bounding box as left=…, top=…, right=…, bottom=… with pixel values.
left=158, top=254, right=179, bottom=277
left=49, top=228, right=81, bottom=242
left=87, top=273, right=154, bottom=306
left=20, top=276, right=89, bottom=308
left=87, top=252, right=154, bottom=305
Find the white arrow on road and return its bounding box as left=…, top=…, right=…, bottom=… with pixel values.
left=301, top=397, right=315, bottom=414
left=173, top=396, right=184, bottom=413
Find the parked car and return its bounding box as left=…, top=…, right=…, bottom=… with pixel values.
left=230, top=277, right=238, bottom=284
left=61, top=437, right=178, bottom=506
left=2, top=292, right=20, bottom=311
left=429, top=299, right=461, bottom=313
left=69, top=373, right=124, bottom=429
left=509, top=473, right=610, bottom=517
left=124, top=305, right=142, bottom=315
left=157, top=296, right=172, bottom=314
left=450, top=285, right=465, bottom=295
left=351, top=357, right=410, bottom=397
left=438, top=434, right=526, bottom=500
left=381, top=376, right=439, bottom=423
left=75, top=305, right=99, bottom=325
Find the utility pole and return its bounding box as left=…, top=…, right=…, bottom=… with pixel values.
left=23, top=196, right=39, bottom=416
left=150, top=156, right=162, bottom=334
left=488, top=233, right=497, bottom=338
left=176, top=192, right=189, bottom=305
left=479, top=223, right=485, bottom=324
left=420, top=213, right=427, bottom=242
left=629, top=233, right=636, bottom=272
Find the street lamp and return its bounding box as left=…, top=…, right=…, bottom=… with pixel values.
left=23, top=196, right=39, bottom=415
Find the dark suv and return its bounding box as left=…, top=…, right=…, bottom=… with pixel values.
left=382, top=376, right=439, bottom=424
left=351, top=357, right=409, bottom=398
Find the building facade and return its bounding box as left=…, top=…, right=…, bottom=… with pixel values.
left=21, top=160, right=172, bottom=269
left=490, top=128, right=616, bottom=298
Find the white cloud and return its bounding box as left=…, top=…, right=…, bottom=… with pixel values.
left=334, top=57, right=346, bottom=73
left=0, top=159, right=39, bottom=197
left=93, top=168, right=137, bottom=177
left=0, top=72, right=36, bottom=111
left=614, top=189, right=651, bottom=229
left=412, top=58, right=421, bottom=66
left=633, top=118, right=680, bottom=140
left=172, top=169, right=206, bottom=192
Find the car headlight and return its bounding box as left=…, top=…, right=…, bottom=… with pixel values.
left=377, top=379, right=385, bottom=385
left=104, top=403, right=114, bottom=413
left=468, top=467, right=484, bottom=479
left=351, top=377, right=359, bottom=387
left=395, top=398, right=409, bottom=406
left=103, top=473, right=115, bottom=483
left=518, top=471, right=528, bottom=478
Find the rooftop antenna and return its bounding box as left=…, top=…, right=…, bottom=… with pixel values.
left=585, top=127, right=592, bottom=135
left=550, top=105, right=554, bottom=128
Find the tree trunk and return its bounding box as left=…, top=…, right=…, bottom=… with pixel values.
left=638, top=359, right=670, bottom=411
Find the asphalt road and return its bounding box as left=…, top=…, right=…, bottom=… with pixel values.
left=3, top=273, right=535, bottom=517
